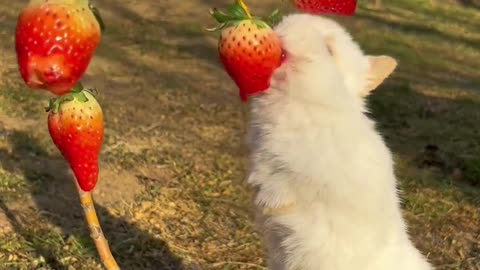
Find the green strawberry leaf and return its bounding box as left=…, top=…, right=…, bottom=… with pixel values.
left=76, top=92, right=89, bottom=103
left=208, top=0, right=253, bottom=28
left=62, top=95, right=75, bottom=103
left=71, top=82, right=84, bottom=93
left=265, top=9, right=283, bottom=27
left=205, top=22, right=228, bottom=32
left=227, top=3, right=248, bottom=19
left=210, top=8, right=235, bottom=24
left=252, top=18, right=271, bottom=29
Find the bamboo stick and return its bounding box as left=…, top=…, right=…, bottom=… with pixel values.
left=77, top=187, right=120, bottom=270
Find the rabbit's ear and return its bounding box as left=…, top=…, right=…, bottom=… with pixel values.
left=362, top=56, right=397, bottom=96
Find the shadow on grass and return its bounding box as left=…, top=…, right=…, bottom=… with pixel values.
left=369, top=79, right=480, bottom=195
left=0, top=199, right=66, bottom=269
left=0, top=130, right=184, bottom=270
left=355, top=11, right=480, bottom=51
left=457, top=0, right=480, bottom=9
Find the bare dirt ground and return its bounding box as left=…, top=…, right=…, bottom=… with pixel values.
left=0, top=0, right=480, bottom=269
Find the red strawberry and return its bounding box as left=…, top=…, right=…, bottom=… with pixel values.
left=208, top=1, right=284, bottom=102
left=292, top=0, right=357, bottom=15
left=15, top=0, right=104, bottom=96
left=47, top=86, right=104, bottom=191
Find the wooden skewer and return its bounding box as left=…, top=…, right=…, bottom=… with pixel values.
left=237, top=0, right=253, bottom=19
left=77, top=186, right=120, bottom=270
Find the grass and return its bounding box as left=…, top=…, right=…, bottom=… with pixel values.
left=0, top=0, right=479, bottom=269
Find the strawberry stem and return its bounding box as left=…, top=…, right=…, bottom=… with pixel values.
left=46, top=85, right=93, bottom=114
left=237, top=0, right=252, bottom=19
left=207, top=0, right=261, bottom=32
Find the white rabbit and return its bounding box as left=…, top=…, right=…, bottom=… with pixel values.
left=246, top=14, right=433, bottom=270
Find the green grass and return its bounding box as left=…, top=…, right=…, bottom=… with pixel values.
left=0, top=0, right=479, bottom=269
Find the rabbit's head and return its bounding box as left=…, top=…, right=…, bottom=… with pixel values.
left=267, top=14, right=397, bottom=109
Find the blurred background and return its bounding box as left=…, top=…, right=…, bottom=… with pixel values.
left=0, top=0, right=479, bottom=269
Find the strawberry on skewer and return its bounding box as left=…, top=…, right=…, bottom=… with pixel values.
left=46, top=85, right=119, bottom=270
left=208, top=0, right=285, bottom=102
left=15, top=0, right=104, bottom=96
left=47, top=86, right=104, bottom=192
left=15, top=1, right=118, bottom=269
left=291, top=0, right=358, bottom=16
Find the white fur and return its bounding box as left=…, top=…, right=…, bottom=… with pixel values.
left=246, top=14, right=433, bottom=270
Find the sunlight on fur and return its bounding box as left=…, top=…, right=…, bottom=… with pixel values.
left=246, top=14, right=433, bottom=270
